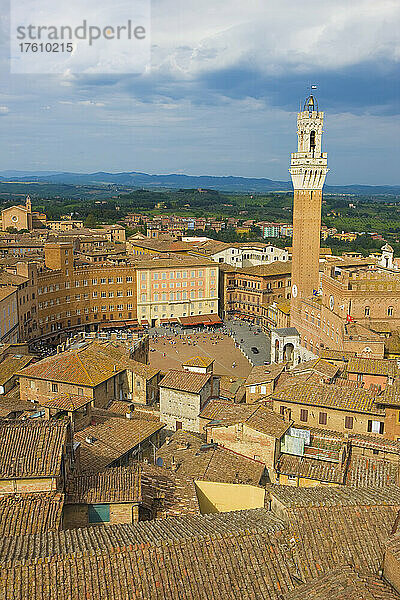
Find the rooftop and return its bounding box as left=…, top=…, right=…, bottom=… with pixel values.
left=74, top=417, right=164, bottom=473
left=347, top=357, right=399, bottom=378
left=285, top=566, right=399, bottom=600
left=0, top=419, right=68, bottom=478
left=276, top=453, right=344, bottom=484
left=0, top=493, right=64, bottom=536
left=269, top=484, right=400, bottom=509
left=40, top=393, right=92, bottom=412
left=156, top=430, right=266, bottom=485
left=66, top=464, right=141, bottom=504
left=160, top=369, right=212, bottom=394
left=18, top=341, right=129, bottom=386
left=0, top=355, right=34, bottom=386
left=273, top=381, right=383, bottom=415
left=245, top=363, right=285, bottom=386
left=182, top=356, right=214, bottom=368
left=203, top=401, right=291, bottom=439
left=289, top=358, right=339, bottom=379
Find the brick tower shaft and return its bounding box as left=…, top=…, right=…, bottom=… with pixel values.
left=289, top=94, right=328, bottom=303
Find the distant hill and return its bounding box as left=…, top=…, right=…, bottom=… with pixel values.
left=0, top=171, right=399, bottom=195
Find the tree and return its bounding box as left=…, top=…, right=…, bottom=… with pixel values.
left=84, top=213, right=97, bottom=228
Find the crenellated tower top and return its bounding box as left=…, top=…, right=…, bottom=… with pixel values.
left=289, top=94, right=328, bottom=190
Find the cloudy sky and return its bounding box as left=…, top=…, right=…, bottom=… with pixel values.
left=0, top=0, right=399, bottom=184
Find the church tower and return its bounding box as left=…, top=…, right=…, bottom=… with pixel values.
left=289, top=94, right=328, bottom=303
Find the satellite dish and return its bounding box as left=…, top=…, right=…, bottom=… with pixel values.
left=156, top=457, right=163, bottom=467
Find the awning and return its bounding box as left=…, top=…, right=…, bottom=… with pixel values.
left=141, top=320, right=150, bottom=326
left=100, top=321, right=127, bottom=329
left=179, top=314, right=223, bottom=327
left=160, top=319, right=169, bottom=325
left=207, top=314, right=223, bottom=324
left=168, top=317, right=179, bottom=323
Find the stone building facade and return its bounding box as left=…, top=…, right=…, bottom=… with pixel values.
left=2, top=242, right=219, bottom=344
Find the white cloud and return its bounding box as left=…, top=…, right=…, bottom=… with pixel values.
left=0, top=106, right=9, bottom=114
left=151, top=0, right=400, bottom=76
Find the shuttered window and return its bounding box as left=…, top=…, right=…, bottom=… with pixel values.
left=345, top=416, right=354, bottom=430
left=300, top=409, right=308, bottom=422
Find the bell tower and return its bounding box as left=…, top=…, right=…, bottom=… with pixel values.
left=289, top=94, right=328, bottom=303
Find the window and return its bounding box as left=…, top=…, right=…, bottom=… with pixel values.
left=388, top=306, right=394, bottom=316
left=367, top=420, right=384, bottom=434
left=345, top=416, right=354, bottom=429
left=300, top=409, right=308, bottom=422
left=51, top=383, right=58, bottom=393
left=250, top=386, right=256, bottom=393
left=88, top=504, right=110, bottom=523
left=365, top=306, right=370, bottom=316
left=319, top=412, right=327, bottom=425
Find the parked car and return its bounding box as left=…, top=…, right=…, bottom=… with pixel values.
left=251, top=347, right=259, bottom=354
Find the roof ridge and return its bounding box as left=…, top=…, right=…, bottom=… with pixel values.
left=75, top=352, right=95, bottom=386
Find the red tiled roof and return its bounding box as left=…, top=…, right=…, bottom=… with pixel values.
left=0, top=419, right=68, bottom=478
left=160, top=369, right=212, bottom=394
left=0, top=493, right=64, bottom=536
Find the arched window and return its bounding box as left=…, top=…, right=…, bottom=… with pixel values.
left=388, top=306, right=394, bottom=316
left=365, top=306, right=370, bottom=317
left=310, top=130, right=316, bottom=151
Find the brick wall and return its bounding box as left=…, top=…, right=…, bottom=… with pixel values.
left=207, top=423, right=277, bottom=476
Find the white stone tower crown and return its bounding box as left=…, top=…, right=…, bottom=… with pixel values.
left=289, top=95, right=328, bottom=190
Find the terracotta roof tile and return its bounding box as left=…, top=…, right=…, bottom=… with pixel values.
left=285, top=566, right=399, bottom=600
left=160, top=369, right=212, bottom=394
left=0, top=419, right=68, bottom=478
left=0, top=529, right=297, bottom=599
left=18, top=341, right=127, bottom=386
left=182, top=356, right=214, bottom=368
left=74, top=417, right=164, bottom=473
left=156, top=431, right=266, bottom=485
left=245, top=363, right=285, bottom=386
left=0, top=355, right=34, bottom=385
left=0, top=509, right=284, bottom=567
left=346, top=455, right=400, bottom=488
left=276, top=453, right=344, bottom=484
left=40, top=393, right=92, bottom=411
left=273, top=381, right=384, bottom=415
left=347, top=357, right=399, bottom=377
left=269, top=484, right=400, bottom=509
left=0, top=493, right=64, bottom=536
left=66, top=464, right=141, bottom=504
